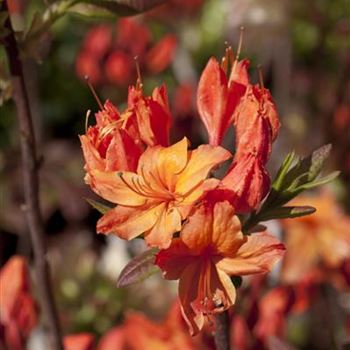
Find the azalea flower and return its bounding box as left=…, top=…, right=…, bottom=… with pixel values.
left=80, top=84, right=172, bottom=183
left=156, top=201, right=285, bottom=334
left=91, top=137, right=231, bottom=249
left=281, top=191, right=350, bottom=283
left=0, top=256, right=38, bottom=350
left=197, top=53, right=248, bottom=146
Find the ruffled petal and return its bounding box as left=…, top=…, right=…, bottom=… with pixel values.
left=145, top=206, right=182, bottom=249
left=97, top=204, right=165, bottom=240
left=89, top=170, right=147, bottom=206
left=176, top=145, right=231, bottom=195
left=216, top=232, right=285, bottom=276
left=155, top=239, right=195, bottom=280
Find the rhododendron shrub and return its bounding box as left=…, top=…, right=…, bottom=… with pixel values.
left=80, top=42, right=336, bottom=336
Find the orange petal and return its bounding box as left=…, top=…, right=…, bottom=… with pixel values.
left=79, top=135, right=104, bottom=174
left=97, top=203, right=165, bottom=240
left=89, top=170, right=147, bottom=206
left=197, top=58, right=229, bottom=146
left=146, top=34, right=177, bottom=74
left=176, top=145, right=231, bottom=196
left=64, top=333, right=95, bottom=350
left=216, top=232, right=285, bottom=276
left=155, top=239, right=195, bottom=280
left=211, top=201, right=245, bottom=256
left=145, top=206, right=182, bottom=249
left=97, top=327, right=125, bottom=350
left=178, top=262, right=204, bottom=336
left=138, top=138, right=189, bottom=192
left=105, top=128, right=142, bottom=172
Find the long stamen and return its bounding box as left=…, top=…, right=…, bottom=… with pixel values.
left=118, top=173, right=148, bottom=197
left=257, top=64, right=265, bottom=89
left=85, top=75, right=103, bottom=110
left=134, top=56, right=143, bottom=91
left=85, top=110, right=91, bottom=132
left=231, top=26, right=245, bottom=73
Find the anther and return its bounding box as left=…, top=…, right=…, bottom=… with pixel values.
left=85, top=75, right=103, bottom=110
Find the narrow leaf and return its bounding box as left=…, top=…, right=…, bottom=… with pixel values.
left=272, top=151, right=296, bottom=191
left=297, top=171, right=340, bottom=191
left=85, top=198, right=112, bottom=214
left=117, top=248, right=159, bottom=287
left=246, top=224, right=267, bottom=234
left=259, top=206, right=316, bottom=221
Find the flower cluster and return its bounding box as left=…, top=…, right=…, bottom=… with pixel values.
left=80, top=47, right=286, bottom=335
left=76, top=18, right=177, bottom=86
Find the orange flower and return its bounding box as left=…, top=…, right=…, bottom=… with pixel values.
left=281, top=191, right=350, bottom=283
left=197, top=56, right=248, bottom=146
left=91, top=137, right=231, bottom=248
left=156, top=201, right=285, bottom=335
left=80, top=99, right=142, bottom=178
left=64, top=333, right=95, bottom=350
left=97, top=301, right=206, bottom=350
left=0, top=256, right=38, bottom=350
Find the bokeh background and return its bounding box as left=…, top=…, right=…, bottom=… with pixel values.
left=1, top=0, right=350, bottom=349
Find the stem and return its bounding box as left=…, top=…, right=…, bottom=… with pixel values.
left=2, top=3, right=64, bottom=350
left=214, top=310, right=231, bottom=350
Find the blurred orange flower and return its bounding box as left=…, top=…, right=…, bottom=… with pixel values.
left=64, top=333, right=95, bottom=350
left=91, top=137, right=231, bottom=248
left=281, top=191, right=350, bottom=283
left=98, top=301, right=209, bottom=350
left=156, top=201, right=285, bottom=334
left=0, top=256, right=38, bottom=350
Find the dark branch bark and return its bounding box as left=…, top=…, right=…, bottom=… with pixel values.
left=1, top=3, right=64, bottom=350
left=214, top=311, right=231, bottom=350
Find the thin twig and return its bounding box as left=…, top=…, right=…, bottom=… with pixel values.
left=214, top=310, right=231, bottom=350
left=1, top=3, right=64, bottom=350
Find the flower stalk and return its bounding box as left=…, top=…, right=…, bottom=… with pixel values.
left=1, top=2, right=63, bottom=349
left=214, top=310, right=231, bottom=350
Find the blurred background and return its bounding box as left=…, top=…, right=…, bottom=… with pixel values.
left=1, top=0, right=349, bottom=349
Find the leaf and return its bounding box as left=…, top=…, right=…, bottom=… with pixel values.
left=297, top=171, right=340, bottom=191
left=117, top=248, right=159, bottom=287
left=283, top=144, right=332, bottom=189
left=85, top=198, right=112, bottom=214
left=258, top=206, right=316, bottom=221
left=80, top=0, right=168, bottom=15
left=272, top=151, right=296, bottom=191
left=246, top=224, right=267, bottom=234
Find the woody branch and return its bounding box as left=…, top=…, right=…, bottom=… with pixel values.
left=1, top=1, right=64, bottom=349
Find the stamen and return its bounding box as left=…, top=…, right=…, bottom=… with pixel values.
left=134, top=56, right=143, bottom=90
left=85, top=109, right=91, bottom=132
left=85, top=75, right=103, bottom=110
left=235, top=26, right=245, bottom=62
left=118, top=172, right=147, bottom=197
left=257, top=64, right=265, bottom=89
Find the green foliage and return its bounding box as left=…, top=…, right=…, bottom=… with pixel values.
left=85, top=198, right=112, bottom=214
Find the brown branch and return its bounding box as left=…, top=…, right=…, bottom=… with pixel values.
left=1, top=2, right=64, bottom=350
left=214, top=310, right=231, bottom=350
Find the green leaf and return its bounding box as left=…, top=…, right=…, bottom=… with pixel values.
left=272, top=151, right=297, bottom=191
left=296, top=171, right=340, bottom=191
left=85, top=198, right=112, bottom=214
left=116, top=248, right=159, bottom=287
left=246, top=224, right=267, bottom=234
left=80, top=0, right=168, bottom=15
left=258, top=206, right=316, bottom=221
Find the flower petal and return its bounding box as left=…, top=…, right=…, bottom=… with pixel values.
left=155, top=239, right=195, bottom=280
left=138, top=138, right=189, bottom=192
left=97, top=204, right=165, bottom=240
left=197, top=58, right=229, bottom=146
left=80, top=135, right=104, bottom=174
left=89, top=170, right=147, bottom=206
left=217, top=232, right=285, bottom=275
left=145, top=207, right=182, bottom=249
left=176, top=145, right=231, bottom=195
